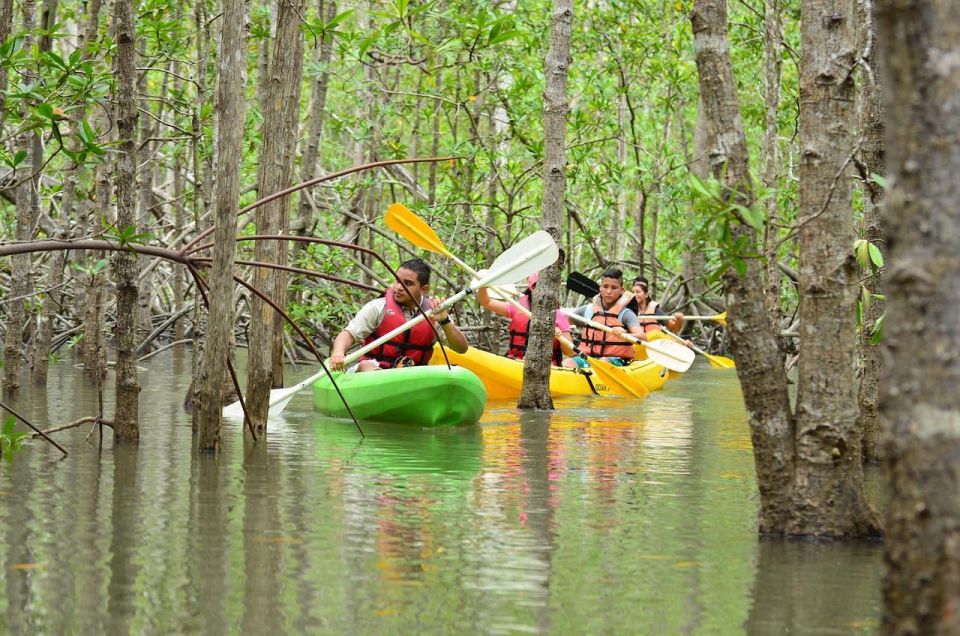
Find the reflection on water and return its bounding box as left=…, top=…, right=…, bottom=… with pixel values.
left=0, top=352, right=881, bottom=633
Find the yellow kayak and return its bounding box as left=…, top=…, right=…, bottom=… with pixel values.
left=428, top=344, right=670, bottom=399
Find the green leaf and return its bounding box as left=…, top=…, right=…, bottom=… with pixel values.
left=734, top=204, right=764, bottom=231
left=870, top=313, right=885, bottom=345
left=12, top=150, right=27, bottom=166
left=325, top=9, right=355, bottom=30
left=854, top=239, right=868, bottom=268
left=870, top=173, right=887, bottom=189
left=868, top=243, right=884, bottom=268
left=732, top=258, right=747, bottom=276
left=688, top=174, right=714, bottom=201
left=487, top=29, right=524, bottom=46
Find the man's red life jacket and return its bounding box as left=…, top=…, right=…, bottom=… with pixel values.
left=506, top=295, right=564, bottom=366
left=360, top=291, right=436, bottom=368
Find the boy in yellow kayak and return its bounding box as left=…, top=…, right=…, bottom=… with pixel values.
left=565, top=268, right=648, bottom=368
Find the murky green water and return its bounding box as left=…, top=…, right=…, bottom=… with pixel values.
left=0, top=351, right=881, bottom=634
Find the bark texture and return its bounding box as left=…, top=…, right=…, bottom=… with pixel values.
left=111, top=0, right=141, bottom=441
left=196, top=0, right=249, bottom=452
left=855, top=0, right=884, bottom=462
left=518, top=0, right=572, bottom=411
left=0, top=0, right=13, bottom=131
left=245, top=0, right=305, bottom=431
left=875, top=1, right=960, bottom=632
left=691, top=0, right=796, bottom=533
left=293, top=0, right=336, bottom=240
left=792, top=0, right=877, bottom=535
left=2, top=0, right=38, bottom=395
left=761, top=0, right=783, bottom=326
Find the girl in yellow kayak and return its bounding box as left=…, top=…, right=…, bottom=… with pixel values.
left=477, top=272, right=576, bottom=366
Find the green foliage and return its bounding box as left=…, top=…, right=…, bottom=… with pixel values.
left=0, top=417, right=29, bottom=461
left=100, top=218, right=153, bottom=247
left=0, top=30, right=111, bottom=168
left=70, top=258, right=109, bottom=277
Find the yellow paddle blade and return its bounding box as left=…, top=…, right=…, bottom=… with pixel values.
left=385, top=202, right=452, bottom=257
left=713, top=311, right=726, bottom=325
left=704, top=352, right=736, bottom=369
left=648, top=325, right=735, bottom=369
left=586, top=358, right=649, bottom=399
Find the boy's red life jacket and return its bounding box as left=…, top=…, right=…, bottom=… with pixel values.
left=361, top=291, right=436, bottom=368
left=506, top=295, right=564, bottom=366
left=577, top=301, right=635, bottom=359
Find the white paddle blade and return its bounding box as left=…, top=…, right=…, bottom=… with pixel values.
left=644, top=339, right=695, bottom=373
left=478, top=231, right=558, bottom=288
left=222, top=399, right=245, bottom=419
left=468, top=269, right=520, bottom=301
left=488, top=284, right=518, bottom=301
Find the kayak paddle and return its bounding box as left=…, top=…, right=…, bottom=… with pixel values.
left=222, top=228, right=560, bottom=419
left=385, top=203, right=649, bottom=398
left=647, top=329, right=735, bottom=369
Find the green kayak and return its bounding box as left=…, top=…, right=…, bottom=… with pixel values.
left=312, top=365, right=487, bottom=427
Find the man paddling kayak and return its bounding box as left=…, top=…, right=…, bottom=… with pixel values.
left=329, top=258, right=468, bottom=372
left=564, top=267, right=648, bottom=368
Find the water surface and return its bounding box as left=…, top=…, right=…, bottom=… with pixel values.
left=0, top=351, right=881, bottom=634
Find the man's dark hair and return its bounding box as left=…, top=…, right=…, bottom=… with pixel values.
left=398, top=258, right=431, bottom=285
left=601, top=268, right=623, bottom=283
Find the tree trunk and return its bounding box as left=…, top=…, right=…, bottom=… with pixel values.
left=246, top=0, right=305, bottom=431
left=111, top=0, right=141, bottom=442
left=761, top=0, right=783, bottom=325
left=82, top=159, right=112, bottom=378
left=136, top=63, right=158, bottom=355
left=76, top=0, right=106, bottom=378
left=30, top=230, right=67, bottom=384
left=682, top=98, right=709, bottom=300
left=2, top=0, right=38, bottom=395
left=792, top=0, right=878, bottom=536
left=518, top=0, right=572, bottom=411
left=875, top=1, right=960, bottom=631
left=0, top=0, right=13, bottom=132
left=691, top=0, right=796, bottom=533
left=293, top=0, right=337, bottom=242
left=196, top=0, right=249, bottom=452
left=854, top=0, right=883, bottom=463
left=2, top=184, right=33, bottom=395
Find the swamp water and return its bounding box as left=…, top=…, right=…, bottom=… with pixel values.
left=0, top=351, right=881, bottom=634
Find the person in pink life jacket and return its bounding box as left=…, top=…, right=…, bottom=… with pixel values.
left=477, top=271, right=575, bottom=366
left=329, top=258, right=468, bottom=372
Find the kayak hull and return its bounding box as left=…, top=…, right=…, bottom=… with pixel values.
left=312, top=365, right=487, bottom=427
left=428, top=345, right=670, bottom=400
